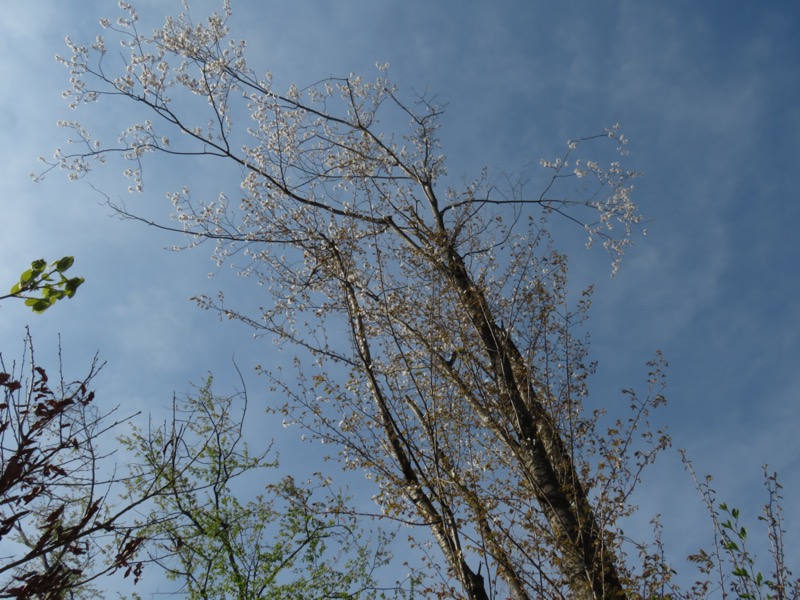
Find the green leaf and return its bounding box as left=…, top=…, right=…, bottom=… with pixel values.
left=30, top=259, right=47, bottom=273
left=25, top=298, right=54, bottom=313
left=64, top=277, right=84, bottom=296
left=55, top=256, right=75, bottom=272
left=723, top=540, right=740, bottom=551
left=19, top=269, right=34, bottom=285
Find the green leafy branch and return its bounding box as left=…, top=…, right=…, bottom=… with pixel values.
left=684, top=451, right=799, bottom=600
left=2, top=256, right=84, bottom=313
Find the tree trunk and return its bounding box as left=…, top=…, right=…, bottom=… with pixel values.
left=442, top=245, right=627, bottom=599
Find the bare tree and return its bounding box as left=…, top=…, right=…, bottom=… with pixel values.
left=0, top=333, right=144, bottom=598
left=46, top=3, right=679, bottom=598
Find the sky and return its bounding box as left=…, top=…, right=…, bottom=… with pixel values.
left=1, top=0, right=799, bottom=595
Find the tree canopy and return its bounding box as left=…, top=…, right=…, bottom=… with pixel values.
left=37, top=2, right=798, bottom=598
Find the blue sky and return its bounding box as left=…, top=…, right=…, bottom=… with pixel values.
left=1, top=0, right=799, bottom=594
